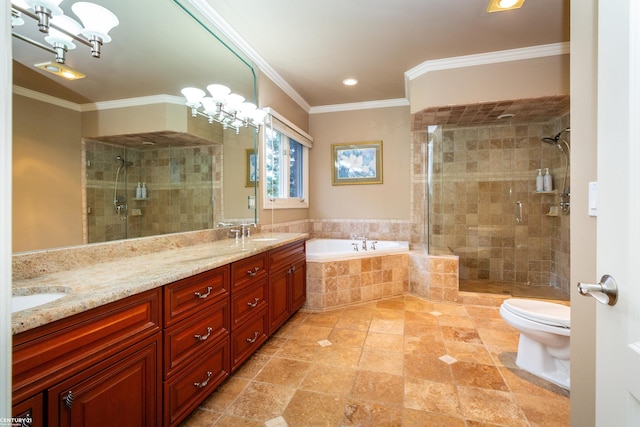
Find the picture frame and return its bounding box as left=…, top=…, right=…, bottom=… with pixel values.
left=245, top=148, right=258, bottom=187
left=331, top=141, right=383, bottom=185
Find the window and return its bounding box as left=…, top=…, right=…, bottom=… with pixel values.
left=263, top=109, right=312, bottom=209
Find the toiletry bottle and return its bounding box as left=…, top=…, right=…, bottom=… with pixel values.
left=543, top=168, right=553, bottom=191
left=536, top=169, right=544, bottom=192
left=141, top=182, right=147, bottom=199
left=136, top=182, right=142, bottom=199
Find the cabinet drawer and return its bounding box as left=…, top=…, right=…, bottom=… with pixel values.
left=12, top=289, right=161, bottom=405
left=164, top=265, right=229, bottom=327
left=163, top=298, right=229, bottom=379
left=164, top=337, right=230, bottom=427
left=231, top=309, right=268, bottom=371
left=269, top=240, right=305, bottom=273
left=231, top=252, right=268, bottom=291
left=231, top=279, right=268, bottom=330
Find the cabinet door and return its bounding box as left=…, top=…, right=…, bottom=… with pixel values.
left=289, top=258, right=307, bottom=313
left=12, top=394, right=43, bottom=427
left=268, top=267, right=290, bottom=334
left=49, top=336, right=160, bottom=427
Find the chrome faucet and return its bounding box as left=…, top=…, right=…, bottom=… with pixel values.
left=241, top=223, right=257, bottom=238
left=350, top=234, right=368, bottom=250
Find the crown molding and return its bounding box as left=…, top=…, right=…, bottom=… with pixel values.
left=13, top=85, right=82, bottom=112
left=187, top=0, right=311, bottom=113
left=13, top=86, right=184, bottom=112
left=309, top=98, right=409, bottom=114
left=405, top=42, right=570, bottom=81
left=80, top=95, right=183, bottom=112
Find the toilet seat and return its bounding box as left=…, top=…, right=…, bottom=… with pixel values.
left=502, top=298, right=570, bottom=328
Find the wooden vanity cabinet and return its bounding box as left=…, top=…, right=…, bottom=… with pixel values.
left=11, top=288, right=162, bottom=427
left=162, top=265, right=231, bottom=427
left=230, top=252, right=269, bottom=371
left=268, top=241, right=306, bottom=334
left=11, top=238, right=307, bottom=427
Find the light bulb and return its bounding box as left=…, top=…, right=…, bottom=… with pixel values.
left=45, top=15, right=82, bottom=48
left=207, top=84, right=231, bottom=103
left=225, top=93, right=245, bottom=112
left=181, top=87, right=205, bottom=106
left=200, top=97, right=217, bottom=115
left=71, top=2, right=119, bottom=42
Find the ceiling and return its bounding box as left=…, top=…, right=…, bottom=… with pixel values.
left=206, top=0, right=570, bottom=108
left=11, top=0, right=570, bottom=115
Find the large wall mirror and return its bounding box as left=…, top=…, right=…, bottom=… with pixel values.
left=12, top=0, right=258, bottom=252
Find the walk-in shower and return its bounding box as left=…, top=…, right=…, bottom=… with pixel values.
left=416, top=111, right=570, bottom=299
left=114, top=155, right=133, bottom=219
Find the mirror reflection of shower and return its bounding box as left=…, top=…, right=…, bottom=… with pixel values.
left=541, top=128, right=570, bottom=214
left=114, top=155, right=133, bottom=219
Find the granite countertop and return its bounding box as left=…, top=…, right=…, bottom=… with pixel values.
left=12, top=233, right=307, bottom=335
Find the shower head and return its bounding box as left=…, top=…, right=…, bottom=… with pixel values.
left=116, top=156, right=134, bottom=168
left=541, top=128, right=570, bottom=153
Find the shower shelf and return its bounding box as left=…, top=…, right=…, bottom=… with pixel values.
left=533, top=190, right=557, bottom=195
left=133, top=197, right=150, bottom=201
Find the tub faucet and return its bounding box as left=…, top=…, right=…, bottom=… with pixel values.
left=361, top=238, right=368, bottom=251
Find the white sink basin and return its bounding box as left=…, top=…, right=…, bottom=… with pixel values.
left=12, top=292, right=68, bottom=313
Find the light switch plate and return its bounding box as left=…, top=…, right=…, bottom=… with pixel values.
left=588, top=181, right=598, bottom=216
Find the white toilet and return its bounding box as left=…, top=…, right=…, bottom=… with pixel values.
left=499, top=298, right=571, bottom=390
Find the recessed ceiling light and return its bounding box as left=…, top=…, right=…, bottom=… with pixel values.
left=487, top=0, right=525, bottom=12
left=34, top=62, right=86, bottom=80
left=342, top=78, right=358, bottom=86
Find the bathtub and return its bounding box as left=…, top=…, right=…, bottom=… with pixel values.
left=306, top=238, right=409, bottom=262
left=305, top=238, right=410, bottom=311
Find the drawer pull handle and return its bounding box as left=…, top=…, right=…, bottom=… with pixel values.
left=194, top=286, right=212, bottom=299
left=194, top=371, right=212, bottom=388
left=291, top=266, right=296, bottom=273
left=246, top=267, right=260, bottom=276
left=194, top=327, right=213, bottom=341
left=247, top=297, right=260, bottom=308
left=246, top=331, right=259, bottom=343
left=64, top=390, right=74, bottom=409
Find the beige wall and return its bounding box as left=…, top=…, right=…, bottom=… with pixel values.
left=569, top=0, right=597, bottom=425
left=257, top=73, right=312, bottom=226
left=12, top=95, right=83, bottom=252
left=410, top=55, right=570, bottom=113
left=82, top=103, right=187, bottom=138
left=309, top=107, right=411, bottom=220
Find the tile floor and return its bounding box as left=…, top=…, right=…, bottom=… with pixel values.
left=179, top=294, right=570, bottom=427
left=459, top=279, right=570, bottom=301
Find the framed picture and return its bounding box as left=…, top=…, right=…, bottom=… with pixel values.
left=245, top=149, right=258, bottom=187
left=331, top=141, right=383, bottom=185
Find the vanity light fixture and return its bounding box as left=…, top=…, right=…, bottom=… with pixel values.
left=181, top=84, right=269, bottom=134
left=11, top=0, right=119, bottom=65
left=35, top=61, right=86, bottom=79
left=487, top=0, right=525, bottom=12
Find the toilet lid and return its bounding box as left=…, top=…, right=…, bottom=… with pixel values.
left=502, top=298, right=570, bottom=328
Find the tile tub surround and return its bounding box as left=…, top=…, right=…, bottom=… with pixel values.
left=11, top=232, right=307, bottom=334
left=306, top=254, right=409, bottom=311
left=179, top=295, right=569, bottom=427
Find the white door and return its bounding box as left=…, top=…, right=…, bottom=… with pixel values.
left=594, top=0, right=640, bottom=425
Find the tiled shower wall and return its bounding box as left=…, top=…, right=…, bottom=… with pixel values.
left=419, top=115, right=570, bottom=293
left=85, top=141, right=221, bottom=243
